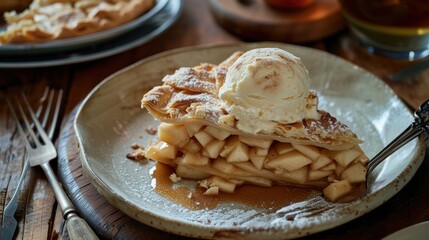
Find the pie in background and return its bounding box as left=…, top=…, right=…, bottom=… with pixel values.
left=141, top=48, right=369, bottom=202
left=0, top=0, right=155, bottom=44
left=0, top=0, right=32, bottom=14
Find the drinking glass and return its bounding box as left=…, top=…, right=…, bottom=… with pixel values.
left=338, top=0, right=429, bottom=60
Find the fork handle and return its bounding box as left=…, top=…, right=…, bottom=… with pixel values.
left=40, top=162, right=99, bottom=240
left=66, top=213, right=99, bottom=240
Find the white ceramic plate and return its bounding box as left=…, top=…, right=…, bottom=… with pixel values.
left=74, top=42, right=426, bottom=239
left=0, top=0, right=168, bottom=55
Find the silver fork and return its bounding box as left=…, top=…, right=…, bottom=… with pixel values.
left=4, top=90, right=99, bottom=240
left=366, top=99, right=429, bottom=176
left=1, top=88, right=58, bottom=240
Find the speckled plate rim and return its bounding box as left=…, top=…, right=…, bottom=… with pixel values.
left=74, top=42, right=426, bottom=239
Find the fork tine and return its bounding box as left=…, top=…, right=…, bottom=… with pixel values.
left=26, top=88, right=63, bottom=139
left=18, top=96, right=42, bottom=147
left=6, top=97, right=35, bottom=150
left=37, top=90, right=53, bottom=134
left=36, top=88, right=63, bottom=140
left=21, top=91, right=52, bottom=147
left=35, top=87, right=50, bottom=118
left=48, top=89, right=63, bottom=139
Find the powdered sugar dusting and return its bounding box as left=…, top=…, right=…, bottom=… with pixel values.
left=163, top=67, right=217, bottom=95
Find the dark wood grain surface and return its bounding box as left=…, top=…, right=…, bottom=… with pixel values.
left=1, top=0, right=429, bottom=239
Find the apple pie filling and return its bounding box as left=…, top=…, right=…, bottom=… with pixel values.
left=145, top=122, right=368, bottom=202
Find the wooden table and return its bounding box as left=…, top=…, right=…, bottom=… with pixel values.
left=1, top=0, right=428, bottom=239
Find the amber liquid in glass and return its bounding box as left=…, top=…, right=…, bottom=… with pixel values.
left=339, top=0, right=429, bottom=27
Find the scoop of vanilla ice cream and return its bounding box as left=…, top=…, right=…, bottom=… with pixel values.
left=218, top=48, right=320, bottom=134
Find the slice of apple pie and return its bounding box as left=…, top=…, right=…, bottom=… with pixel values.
left=0, top=0, right=154, bottom=44
left=142, top=48, right=368, bottom=202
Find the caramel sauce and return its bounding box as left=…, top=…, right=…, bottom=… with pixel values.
left=151, top=163, right=316, bottom=212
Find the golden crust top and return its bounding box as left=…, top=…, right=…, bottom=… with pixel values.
left=142, top=52, right=363, bottom=150
left=0, top=0, right=155, bottom=44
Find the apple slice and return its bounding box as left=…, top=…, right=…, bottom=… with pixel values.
left=341, top=163, right=367, bottom=183
left=204, top=125, right=231, bottom=140
left=355, top=154, right=369, bottom=165
left=254, top=147, right=269, bottom=157
left=239, top=136, right=273, bottom=149
left=220, top=136, right=239, bottom=157
left=310, top=154, right=332, bottom=170
left=226, top=141, right=250, bottom=163
left=180, top=152, right=209, bottom=166
left=201, top=176, right=236, bottom=193
left=281, top=166, right=308, bottom=184
left=227, top=179, right=245, bottom=186
left=184, top=123, right=204, bottom=137
left=205, top=139, right=225, bottom=159
left=241, top=176, right=272, bottom=187
left=323, top=180, right=352, bottom=202
left=329, top=147, right=362, bottom=167
left=249, top=148, right=266, bottom=169
left=183, top=138, right=202, bottom=153
left=156, top=142, right=177, bottom=159
left=212, top=158, right=251, bottom=176
left=158, top=123, right=189, bottom=147
left=291, top=143, right=320, bottom=161
left=265, top=151, right=312, bottom=172
left=234, top=162, right=276, bottom=179
left=176, top=164, right=211, bottom=179
left=204, top=186, right=220, bottom=195
left=320, top=162, right=336, bottom=171
left=194, top=130, right=214, bottom=147
left=274, top=142, right=294, bottom=155
left=201, top=148, right=210, bottom=158
left=145, top=143, right=176, bottom=165
left=309, top=170, right=332, bottom=181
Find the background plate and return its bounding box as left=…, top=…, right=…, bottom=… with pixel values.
left=0, top=0, right=168, bottom=55
left=74, top=42, right=426, bottom=239
left=0, top=0, right=182, bottom=68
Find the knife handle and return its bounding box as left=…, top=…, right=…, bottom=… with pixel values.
left=66, top=213, right=99, bottom=240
